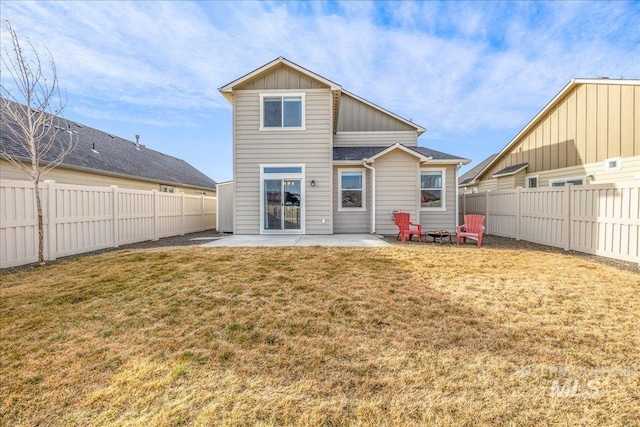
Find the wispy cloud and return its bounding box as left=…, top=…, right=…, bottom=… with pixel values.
left=1, top=0, right=638, bottom=180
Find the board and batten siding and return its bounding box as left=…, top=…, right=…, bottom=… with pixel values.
left=477, top=154, right=640, bottom=191
left=374, top=150, right=420, bottom=235
left=238, top=65, right=326, bottom=91
left=332, top=167, right=371, bottom=233
left=419, top=164, right=457, bottom=232
left=333, top=131, right=418, bottom=147
left=233, top=89, right=333, bottom=234
left=337, top=93, right=416, bottom=132
left=483, top=82, right=640, bottom=180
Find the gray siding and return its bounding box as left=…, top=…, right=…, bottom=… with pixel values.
left=239, top=66, right=326, bottom=90
left=374, top=150, right=420, bottom=235
left=419, top=164, right=457, bottom=232
left=338, top=93, right=415, bottom=132
left=333, top=167, right=371, bottom=233
left=334, top=131, right=418, bottom=147
left=234, top=89, right=332, bottom=234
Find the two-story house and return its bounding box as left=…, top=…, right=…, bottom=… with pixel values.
left=459, top=78, right=640, bottom=193
left=219, top=57, right=469, bottom=235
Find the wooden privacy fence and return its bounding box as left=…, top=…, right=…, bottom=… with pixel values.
left=459, top=183, right=640, bottom=264
left=1, top=180, right=217, bottom=268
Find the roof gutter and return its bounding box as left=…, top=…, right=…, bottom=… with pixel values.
left=362, top=160, right=376, bottom=234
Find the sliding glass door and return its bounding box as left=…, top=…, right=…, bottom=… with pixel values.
left=261, top=165, right=304, bottom=233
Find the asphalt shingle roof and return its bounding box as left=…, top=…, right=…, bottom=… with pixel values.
left=459, top=153, right=499, bottom=185
left=333, top=145, right=467, bottom=162
left=493, top=162, right=528, bottom=177
left=1, top=100, right=217, bottom=190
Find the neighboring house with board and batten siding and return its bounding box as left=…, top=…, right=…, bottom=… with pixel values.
left=218, top=57, right=469, bottom=235
left=459, top=78, right=640, bottom=193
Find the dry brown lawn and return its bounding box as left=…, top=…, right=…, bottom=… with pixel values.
left=1, top=244, right=639, bottom=426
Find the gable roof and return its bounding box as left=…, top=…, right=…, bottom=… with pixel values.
left=459, top=153, right=498, bottom=186
left=470, top=78, right=640, bottom=183
left=333, top=144, right=469, bottom=164
left=219, top=57, right=426, bottom=135
left=0, top=100, right=217, bottom=191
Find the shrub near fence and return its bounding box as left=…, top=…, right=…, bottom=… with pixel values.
left=459, top=182, right=640, bottom=264
left=0, top=180, right=216, bottom=268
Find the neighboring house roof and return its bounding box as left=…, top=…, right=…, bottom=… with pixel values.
left=459, top=153, right=498, bottom=186
left=333, top=144, right=469, bottom=164
left=218, top=56, right=426, bottom=135
left=492, top=162, right=528, bottom=178
left=0, top=100, right=217, bottom=191
left=468, top=78, right=640, bottom=184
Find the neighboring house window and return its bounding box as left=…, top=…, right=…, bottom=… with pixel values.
left=161, top=185, right=176, bottom=193
left=549, top=177, right=585, bottom=187
left=604, top=157, right=621, bottom=171
left=526, top=175, right=539, bottom=188
left=471, top=186, right=478, bottom=194
left=421, top=168, right=445, bottom=209
left=260, top=94, right=305, bottom=129
left=339, top=169, right=365, bottom=210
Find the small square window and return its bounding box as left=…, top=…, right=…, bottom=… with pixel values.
left=604, top=157, right=621, bottom=171
left=526, top=175, right=539, bottom=188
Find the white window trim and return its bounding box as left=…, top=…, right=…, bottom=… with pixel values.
left=525, top=174, right=539, bottom=188
left=259, top=93, right=306, bottom=131
left=549, top=176, right=586, bottom=187
left=338, top=168, right=366, bottom=211
left=259, top=164, right=306, bottom=234
left=604, top=157, right=622, bottom=171
left=420, top=167, right=446, bottom=211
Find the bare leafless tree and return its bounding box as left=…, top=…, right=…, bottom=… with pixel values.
left=0, top=20, right=76, bottom=265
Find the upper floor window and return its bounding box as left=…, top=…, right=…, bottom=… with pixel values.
left=260, top=93, right=305, bottom=130
left=421, top=168, right=446, bottom=210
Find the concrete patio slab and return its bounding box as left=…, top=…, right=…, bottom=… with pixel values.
left=201, top=234, right=389, bottom=247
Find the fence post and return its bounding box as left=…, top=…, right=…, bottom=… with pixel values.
left=515, top=187, right=521, bottom=241
left=563, top=185, right=571, bottom=251
left=181, top=192, right=185, bottom=236
left=201, top=194, right=205, bottom=231
left=486, top=190, right=491, bottom=235
left=111, top=185, right=119, bottom=248
left=152, top=189, right=159, bottom=241
left=44, top=180, right=57, bottom=262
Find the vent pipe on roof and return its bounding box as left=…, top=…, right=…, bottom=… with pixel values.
left=135, top=134, right=140, bottom=150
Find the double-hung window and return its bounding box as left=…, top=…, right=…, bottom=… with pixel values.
left=420, top=169, right=445, bottom=209
left=261, top=94, right=304, bottom=129
left=339, top=169, right=365, bottom=210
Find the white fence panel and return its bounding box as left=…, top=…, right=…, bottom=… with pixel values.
left=459, top=182, right=639, bottom=264
left=487, top=190, right=518, bottom=238
left=54, top=183, right=114, bottom=258
left=570, top=184, right=640, bottom=263
left=520, top=187, right=567, bottom=249
left=116, top=189, right=155, bottom=246
left=0, top=181, right=44, bottom=267
left=1, top=180, right=217, bottom=268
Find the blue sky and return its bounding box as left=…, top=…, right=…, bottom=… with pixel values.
left=1, top=1, right=639, bottom=182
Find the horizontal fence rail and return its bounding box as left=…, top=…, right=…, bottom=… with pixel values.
left=1, top=180, right=217, bottom=268
left=459, top=183, right=640, bottom=264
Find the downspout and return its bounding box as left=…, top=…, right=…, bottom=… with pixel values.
left=362, top=160, right=376, bottom=234
left=455, top=162, right=462, bottom=228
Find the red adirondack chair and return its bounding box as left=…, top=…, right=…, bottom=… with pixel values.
left=456, top=214, right=485, bottom=247
left=394, top=212, right=422, bottom=243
